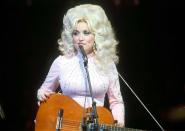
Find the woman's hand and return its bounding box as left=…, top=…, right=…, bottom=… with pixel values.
left=37, top=89, right=55, bottom=105
left=114, top=120, right=124, bottom=128
left=116, top=123, right=124, bottom=128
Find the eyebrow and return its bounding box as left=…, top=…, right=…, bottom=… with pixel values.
left=73, top=29, right=90, bottom=32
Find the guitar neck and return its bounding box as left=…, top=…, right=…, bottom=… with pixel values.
left=84, top=123, right=145, bottom=131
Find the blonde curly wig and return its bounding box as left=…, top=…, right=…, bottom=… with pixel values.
left=58, top=4, right=119, bottom=72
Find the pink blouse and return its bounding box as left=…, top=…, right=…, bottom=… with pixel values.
left=38, top=52, right=125, bottom=124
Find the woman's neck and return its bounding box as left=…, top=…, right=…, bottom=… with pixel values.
left=87, top=52, right=95, bottom=58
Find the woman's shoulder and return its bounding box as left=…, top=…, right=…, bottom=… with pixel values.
left=53, top=55, right=68, bottom=63
left=53, top=55, right=63, bottom=62
left=53, top=54, right=78, bottom=65
left=106, top=61, right=118, bottom=76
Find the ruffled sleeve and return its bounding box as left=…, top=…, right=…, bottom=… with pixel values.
left=106, top=63, right=125, bottom=126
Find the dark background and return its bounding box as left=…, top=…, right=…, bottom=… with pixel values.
left=0, top=0, right=184, bottom=130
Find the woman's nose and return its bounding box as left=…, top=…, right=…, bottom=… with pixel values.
left=79, top=33, right=84, bottom=40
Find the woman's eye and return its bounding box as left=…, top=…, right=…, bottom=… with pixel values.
left=72, top=31, right=79, bottom=36
left=72, top=30, right=91, bottom=36
left=83, top=31, right=91, bottom=35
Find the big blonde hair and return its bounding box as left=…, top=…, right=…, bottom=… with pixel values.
left=58, top=4, right=119, bottom=72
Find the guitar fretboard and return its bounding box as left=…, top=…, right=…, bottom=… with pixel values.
left=81, top=123, right=145, bottom=131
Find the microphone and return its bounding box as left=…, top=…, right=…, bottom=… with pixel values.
left=79, top=45, right=88, bottom=66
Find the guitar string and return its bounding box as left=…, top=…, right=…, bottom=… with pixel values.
left=61, top=119, right=127, bottom=130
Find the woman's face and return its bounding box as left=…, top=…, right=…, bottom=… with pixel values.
left=72, top=21, right=95, bottom=55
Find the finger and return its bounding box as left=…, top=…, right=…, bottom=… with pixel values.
left=37, top=101, right=40, bottom=106
left=38, top=91, right=55, bottom=102
left=45, top=91, right=55, bottom=98
left=38, top=94, right=47, bottom=102
left=42, top=94, right=48, bottom=101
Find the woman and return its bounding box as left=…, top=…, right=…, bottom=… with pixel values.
left=37, top=4, right=125, bottom=127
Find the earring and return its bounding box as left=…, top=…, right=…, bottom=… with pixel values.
left=93, top=42, right=97, bottom=53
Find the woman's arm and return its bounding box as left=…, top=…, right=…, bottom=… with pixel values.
left=106, top=64, right=125, bottom=127
left=37, top=58, right=60, bottom=102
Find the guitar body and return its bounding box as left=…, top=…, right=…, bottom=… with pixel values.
left=35, top=93, right=115, bottom=131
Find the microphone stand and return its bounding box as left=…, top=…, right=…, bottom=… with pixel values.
left=80, top=47, right=99, bottom=131
left=118, top=73, right=165, bottom=131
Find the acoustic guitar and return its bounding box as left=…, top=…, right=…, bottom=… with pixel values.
left=35, top=93, right=144, bottom=131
